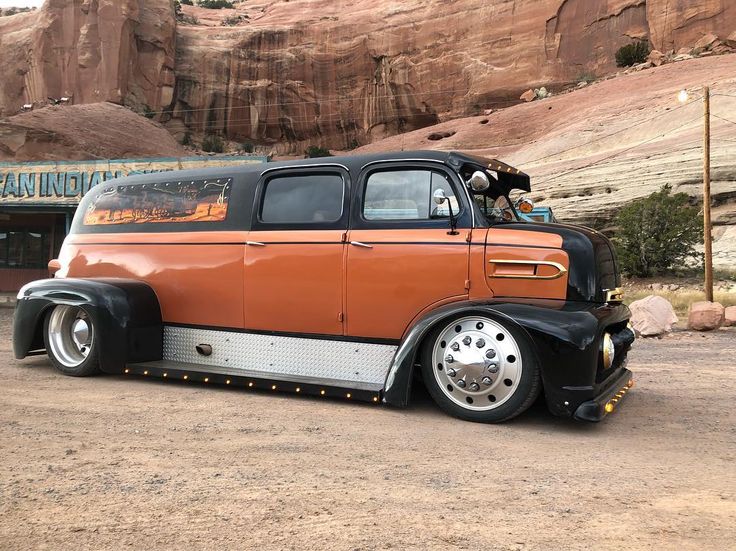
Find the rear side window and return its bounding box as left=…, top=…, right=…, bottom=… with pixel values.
left=363, top=169, right=458, bottom=220
left=83, top=178, right=232, bottom=226
left=260, top=173, right=344, bottom=224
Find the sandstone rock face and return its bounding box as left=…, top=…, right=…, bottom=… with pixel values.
left=629, top=295, right=678, bottom=336
left=0, top=103, right=186, bottom=161
left=0, top=0, right=175, bottom=116
left=1, top=0, right=735, bottom=154
left=688, top=301, right=725, bottom=331
left=725, top=306, right=736, bottom=327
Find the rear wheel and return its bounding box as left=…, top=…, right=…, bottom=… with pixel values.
left=420, top=315, right=541, bottom=423
left=43, top=305, right=100, bottom=376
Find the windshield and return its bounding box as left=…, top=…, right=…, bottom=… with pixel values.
left=472, top=192, right=519, bottom=223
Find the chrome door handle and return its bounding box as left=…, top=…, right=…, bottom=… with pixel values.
left=246, top=241, right=266, bottom=246
left=350, top=241, right=373, bottom=249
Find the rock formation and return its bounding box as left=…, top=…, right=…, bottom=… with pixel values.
left=0, top=103, right=185, bottom=161
left=1, top=0, right=735, bottom=153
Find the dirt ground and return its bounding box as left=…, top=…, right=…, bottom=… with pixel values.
left=0, top=308, right=734, bottom=551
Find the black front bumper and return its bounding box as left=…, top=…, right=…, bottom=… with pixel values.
left=573, top=367, right=634, bottom=422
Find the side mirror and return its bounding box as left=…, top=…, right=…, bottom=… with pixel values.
left=469, top=171, right=490, bottom=192
left=433, top=188, right=447, bottom=205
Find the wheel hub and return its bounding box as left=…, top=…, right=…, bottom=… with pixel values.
left=432, top=316, right=522, bottom=411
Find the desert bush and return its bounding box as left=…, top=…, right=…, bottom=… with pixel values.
left=615, top=41, right=650, bottom=67
left=202, top=134, right=225, bottom=153
left=614, top=185, right=702, bottom=277
left=181, top=131, right=193, bottom=146
left=181, top=0, right=193, bottom=4
left=198, top=0, right=234, bottom=8
left=304, top=145, right=332, bottom=158
left=241, top=142, right=254, bottom=153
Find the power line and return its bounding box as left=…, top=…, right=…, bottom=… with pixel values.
left=516, top=98, right=701, bottom=167
left=534, top=114, right=704, bottom=187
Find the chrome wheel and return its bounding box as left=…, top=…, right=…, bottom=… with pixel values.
left=47, top=305, right=94, bottom=369
left=432, top=316, right=522, bottom=411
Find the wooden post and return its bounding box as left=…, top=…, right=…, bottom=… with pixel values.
left=703, top=86, right=713, bottom=302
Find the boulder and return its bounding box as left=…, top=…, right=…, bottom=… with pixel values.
left=520, top=89, right=536, bottom=102
left=726, top=31, right=736, bottom=48
left=694, top=32, right=720, bottom=51
left=725, top=306, right=736, bottom=327
left=688, top=301, right=725, bottom=331
left=629, top=295, right=678, bottom=336
left=647, top=49, right=665, bottom=66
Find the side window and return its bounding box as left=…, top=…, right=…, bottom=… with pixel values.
left=363, top=169, right=459, bottom=221
left=260, top=173, right=344, bottom=224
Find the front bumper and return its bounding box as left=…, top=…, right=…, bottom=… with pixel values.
left=574, top=368, right=634, bottom=422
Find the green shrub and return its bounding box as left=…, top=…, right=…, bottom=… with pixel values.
left=615, top=41, right=650, bottom=67
left=241, top=142, right=254, bottom=153
left=613, top=185, right=702, bottom=277
left=181, top=131, right=192, bottom=146
left=181, top=0, right=193, bottom=4
left=198, top=0, right=234, bottom=8
left=142, top=105, right=155, bottom=119
left=304, top=145, right=332, bottom=158
left=202, top=134, right=225, bottom=153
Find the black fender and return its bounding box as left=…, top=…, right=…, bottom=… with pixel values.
left=383, top=299, right=632, bottom=417
left=13, top=278, right=163, bottom=373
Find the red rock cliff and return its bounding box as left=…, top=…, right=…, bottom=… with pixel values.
left=0, top=0, right=733, bottom=153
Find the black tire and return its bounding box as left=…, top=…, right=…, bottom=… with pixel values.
left=419, top=314, right=541, bottom=423
left=43, top=305, right=101, bottom=377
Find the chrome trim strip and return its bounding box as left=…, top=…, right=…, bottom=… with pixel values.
left=488, top=258, right=568, bottom=280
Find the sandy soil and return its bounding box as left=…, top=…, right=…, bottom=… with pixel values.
left=0, top=308, right=734, bottom=550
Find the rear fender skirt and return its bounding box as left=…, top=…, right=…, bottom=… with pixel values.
left=383, top=299, right=631, bottom=409
left=13, top=278, right=163, bottom=373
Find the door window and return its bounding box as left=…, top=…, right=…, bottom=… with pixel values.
left=363, top=169, right=459, bottom=221
left=260, top=173, right=344, bottom=224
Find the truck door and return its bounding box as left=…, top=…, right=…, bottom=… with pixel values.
left=244, top=167, right=349, bottom=335
left=345, top=164, right=471, bottom=340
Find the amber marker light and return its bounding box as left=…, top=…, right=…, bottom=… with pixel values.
left=204, top=377, right=209, bottom=383
left=295, top=387, right=301, bottom=393
left=163, top=373, right=168, bottom=378
left=604, top=402, right=615, bottom=413
left=320, top=390, right=326, bottom=396
left=226, top=379, right=231, bottom=385
left=271, top=384, right=277, bottom=390
left=346, top=393, right=352, bottom=399
left=248, top=382, right=253, bottom=387
left=124, top=368, right=130, bottom=374
left=183, top=375, right=189, bottom=380
left=143, top=370, right=148, bottom=376
left=373, top=396, right=379, bottom=403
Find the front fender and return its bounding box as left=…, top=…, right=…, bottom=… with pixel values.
left=13, top=278, right=163, bottom=373
left=383, top=299, right=632, bottom=415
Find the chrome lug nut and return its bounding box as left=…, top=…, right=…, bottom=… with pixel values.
left=469, top=382, right=480, bottom=392
left=447, top=368, right=457, bottom=377
left=476, top=338, right=485, bottom=348
left=487, top=363, right=499, bottom=374
left=485, top=349, right=496, bottom=359
left=481, top=376, right=492, bottom=385
left=450, top=342, right=460, bottom=351
left=462, top=336, right=472, bottom=346
left=457, top=379, right=466, bottom=388
left=445, top=355, right=454, bottom=363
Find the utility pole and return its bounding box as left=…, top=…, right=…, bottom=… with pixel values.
left=703, top=86, right=713, bottom=302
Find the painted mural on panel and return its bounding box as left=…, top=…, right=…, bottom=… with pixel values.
left=83, top=179, right=232, bottom=225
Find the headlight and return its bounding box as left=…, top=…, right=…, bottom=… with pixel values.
left=602, top=333, right=615, bottom=369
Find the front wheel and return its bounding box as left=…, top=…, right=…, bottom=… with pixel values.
left=420, top=315, right=541, bottom=423
left=43, top=305, right=101, bottom=376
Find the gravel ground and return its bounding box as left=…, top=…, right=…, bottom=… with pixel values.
left=0, top=308, right=734, bottom=550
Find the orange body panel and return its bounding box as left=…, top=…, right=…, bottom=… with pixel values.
left=243, top=230, right=344, bottom=335
left=61, top=232, right=246, bottom=327
left=345, top=229, right=470, bottom=339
